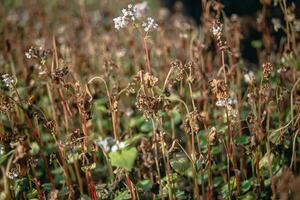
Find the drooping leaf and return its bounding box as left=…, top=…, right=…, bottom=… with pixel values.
left=0, top=150, right=14, bottom=166
left=170, top=154, right=190, bottom=175
left=109, top=147, right=137, bottom=171
left=26, top=189, right=38, bottom=199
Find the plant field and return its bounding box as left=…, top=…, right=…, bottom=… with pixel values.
left=0, top=0, right=300, bottom=199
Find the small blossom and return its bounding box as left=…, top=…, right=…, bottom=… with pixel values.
left=1, top=74, right=17, bottom=88
left=111, top=141, right=126, bottom=152
left=95, top=137, right=126, bottom=152
left=113, top=3, right=157, bottom=31
left=244, top=70, right=255, bottom=84
left=113, top=16, right=128, bottom=30
left=216, top=97, right=237, bottom=107
left=272, top=18, right=282, bottom=32
left=142, top=17, right=158, bottom=32
left=113, top=4, right=137, bottom=30
left=7, top=168, right=19, bottom=180
left=211, top=20, right=223, bottom=36
left=134, top=2, right=149, bottom=19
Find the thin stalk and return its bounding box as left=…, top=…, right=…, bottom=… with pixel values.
left=143, top=37, right=151, bottom=73
left=266, top=109, right=276, bottom=200
left=88, top=76, right=118, bottom=140
left=225, top=107, right=240, bottom=196
left=221, top=51, right=227, bottom=84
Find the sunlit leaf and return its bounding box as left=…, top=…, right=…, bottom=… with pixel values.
left=109, top=147, right=137, bottom=171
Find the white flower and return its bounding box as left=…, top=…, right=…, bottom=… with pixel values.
left=211, top=20, right=223, bottom=36
left=244, top=71, right=255, bottom=84
left=134, top=2, right=149, bottom=19
left=216, top=98, right=237, bottom=107
left=113, top=4, right=137, bottom=30
left=1, top=74, right=16, bottom=88
left=271, top=18, right=281, bottom=32
left=113, top=2, right=157, bottom=31
left=96, top=137, right=126, bottom=152
left=142, top=17, right=158, bottom=32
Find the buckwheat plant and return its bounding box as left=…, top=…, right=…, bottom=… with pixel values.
left=113, top=2, right=158, bottom=73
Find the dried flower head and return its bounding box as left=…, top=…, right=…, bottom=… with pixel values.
left=170, top=60, right=184, bottom=81
left=0, top=96, right=15, bottom=113
left=209, top=79, right=229, bottom=100
left=136, top=94, right=169, bottom=119
left=262, top=62, right=273, bottom=79
left=183, top=110, right=203, bottom=134
left=211, top=20, right=229, bottom=51
left=207, top=127, right=217, bottom=143
left=52, top=66, right=69, bottom=83
left=25, top=46, right=50, bottom=65
left=134, top=70, right=158, bottom=88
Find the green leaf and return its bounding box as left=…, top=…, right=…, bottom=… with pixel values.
left=175, top=190, right=187, bottom=199
left=251, top=40, right=262, bottom=49
left=140, top=122, right=152, bottom=132
left=171, top=110, right=181, bottom=124
left=114, top=190, right=131, bottom=200
left=109, top=147, right=137, bottom=171
left=236, top=135, right=250, bottom=146
left=26, top=189, right=38, bottom=199
left=259, top=153, right=274, bottom=169
left=136, top=179, right=152, bottom=192
left=129, top=116, right=145, bottom=128
left=15, top=178, right=29, bottom=199
left=240, top=106, right=251, bottom=120
left=241, top=180, right=252, bottom=193
left=170, top=154, right=190, bottom=175
left=124, top=134, right=145, bottom=146
left=41, top=183, right=52, bottom=191
left=30, top=142, right=40, bottom=155
left=239, top=192, right=256, bottom=200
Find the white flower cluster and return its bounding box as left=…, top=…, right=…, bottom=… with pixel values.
left=211, top=20, right=223, bottom=36
left=96, top=137, right=126, bottom=152
left=216, top=97, right=237, bottom=107
left=113, top=2, right=157, bottom=32
left=1, top=74, right=16, bottom=88
left=25, top=48, right=34, bottom=59
left=134, top=2, right=149, bottom=19
left=142, top=17, right=158, bottom=32
left=7, top=168, right=19, bottom=180
left=113, top=4, right=136, bottom=30
left=244, top=70, right=255, bottom=84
